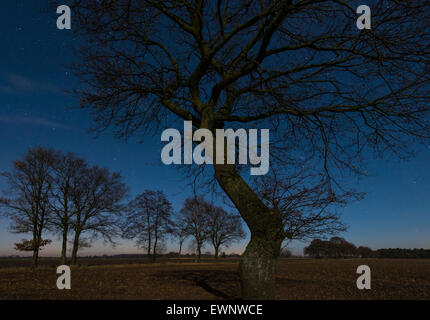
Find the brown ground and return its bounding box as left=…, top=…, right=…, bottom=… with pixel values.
left=0, top=258, right=429, bottom=299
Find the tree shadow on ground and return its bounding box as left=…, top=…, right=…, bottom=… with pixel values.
left=153, top=269, right=240, bottom=299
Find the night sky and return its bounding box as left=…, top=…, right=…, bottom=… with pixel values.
left=0, top=1, right=429, bottom=257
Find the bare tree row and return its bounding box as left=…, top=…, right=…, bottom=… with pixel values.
left=0, top=147, right=127, bottom=267
left=122, top=194, right=245, bottom=262
left=0, top=147, right=246, bottom=266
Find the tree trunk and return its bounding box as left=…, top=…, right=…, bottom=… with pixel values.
left=147, top=231, right=151, bottom=258
left=152, top=237, right=158, bottom=262
left=239, top=235, right=282, bottom=299
left=61, top=225, right=68, bottom=265
left=147, top=214, right=151, bottom=259
left=197, top=244, right=201, bottom=262
left=70, top=230, right=80, bottom=265
left=198, top=113, right=285, bottom=299
left=214, top=245, right=219, bottom=259
left=178, top=240, right=183, bottom=257
left=214, top=162, right=284, bottom=299
left=32, top=248, right=39, bottom=268
left=32, top=227, right=40, bottom=268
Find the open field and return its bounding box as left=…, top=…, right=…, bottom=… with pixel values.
left=0, top=258, right=429, bottom=299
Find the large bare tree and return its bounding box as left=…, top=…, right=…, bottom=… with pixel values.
left=0, top=147, right=57, bottom=267
left=71, top=0, right=430, bottom=298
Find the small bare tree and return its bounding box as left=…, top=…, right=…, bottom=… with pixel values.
left=180, top=197, right=211, bottom=262
left=69, top=165, right=128, bottom=264
left=255, top=170, right=360, bottom=242
left=207, top=206, right=245, bottom=259
left=0, top=147, right=57, bottom=267
left=122, top=190, right=173, bottom=261
left=49, top=152, right=87, bottom=264
left=171, top=216, right=189, bottom=257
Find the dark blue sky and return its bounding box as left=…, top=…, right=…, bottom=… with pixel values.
left=0, top=1, right=429, bottom=256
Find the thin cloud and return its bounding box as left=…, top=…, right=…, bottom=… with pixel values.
left=0, top=115, right=71, bottom=130
left=0, top=74, right=63, bottom=95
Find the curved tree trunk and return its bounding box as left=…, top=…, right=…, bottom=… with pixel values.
left=214, top=163, right=284, bottom=299
left=198, top=112, right=285, bottom=299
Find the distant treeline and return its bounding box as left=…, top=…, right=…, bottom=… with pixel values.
left=304, top=238, right=430, bottom=259
left=377, top=248, right=430, bottom=259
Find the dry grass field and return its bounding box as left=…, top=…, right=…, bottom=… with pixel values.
left=0, top=258, right=429, bottom=300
